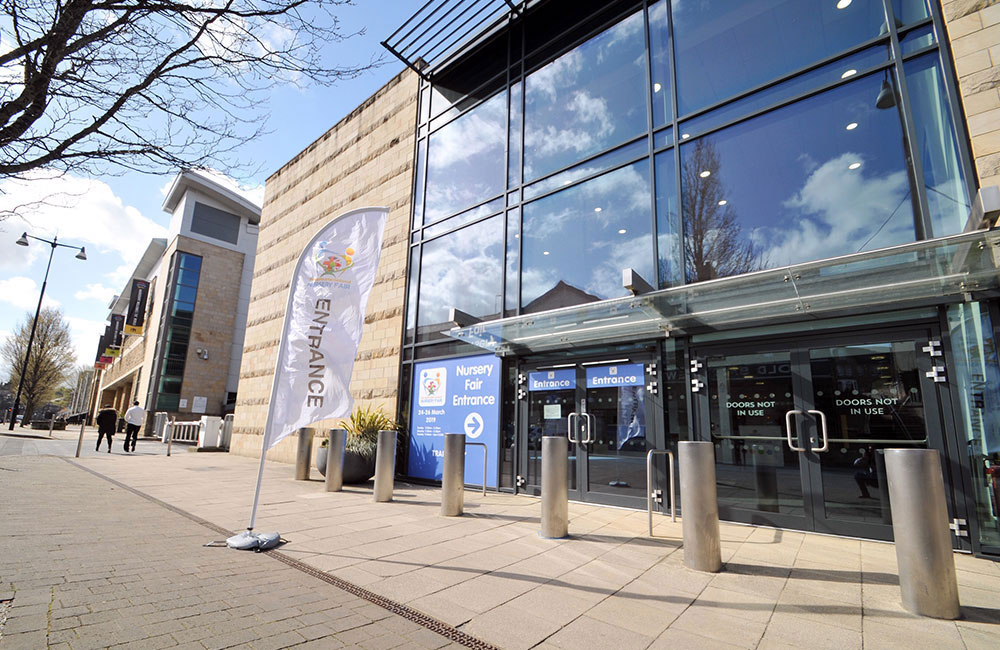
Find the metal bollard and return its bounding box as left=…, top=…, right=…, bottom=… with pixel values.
left=74, top=421, right=86, bottom=457
left=540, top=436, right=569, bottom=539
left=441, top=433, right=466, bottom=516
left=325, top=429, right=347, bottom=492
left=373, top=429, right=396, bottom=502
left=295, top=427, right=314, bottom=480
left=166, top=417, right=176, bottom=456
left=678, top=441, right=722, bottom=572
left=48, top=415, right=55, bottom=438
left=885, top=449, right=960, bottom=619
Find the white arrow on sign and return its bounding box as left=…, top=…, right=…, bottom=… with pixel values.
left=464, top=412, right=484, bottom=439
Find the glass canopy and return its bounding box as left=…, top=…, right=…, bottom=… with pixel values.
left=448, top=228, right=1000, bottom=354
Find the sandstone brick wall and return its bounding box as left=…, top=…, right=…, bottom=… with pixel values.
left=230, top=68, right=419, bottom=464
left=942, top=0, right=1000, bottom=188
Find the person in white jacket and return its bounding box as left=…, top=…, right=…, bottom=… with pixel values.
left=123, top=401, right=145, bottom=453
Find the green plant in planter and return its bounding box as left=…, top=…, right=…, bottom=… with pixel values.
left=342, top=404, right=399, bottom=461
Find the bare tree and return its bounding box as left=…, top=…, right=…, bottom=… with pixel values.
left=683, top=139, right=765, bottom=282
left=1, top=307, right=76, bottom=422
left=0, top=0, right=375, bottom=180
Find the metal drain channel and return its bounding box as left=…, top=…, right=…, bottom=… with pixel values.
left=64, top=459, right=500, bottom=650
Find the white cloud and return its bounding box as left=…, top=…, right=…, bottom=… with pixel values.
left=66, top=316, right=107, bottom=368
left=189, top=168, right=265, bottom=207
left=74, top=283, right=117, bottom=304
left=0, top=276, right=60, bottom=310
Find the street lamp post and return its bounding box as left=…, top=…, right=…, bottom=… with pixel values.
left=8, top=232, right=86, bottom=430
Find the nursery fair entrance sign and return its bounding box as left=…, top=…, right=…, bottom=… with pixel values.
left=408, top=353, right=500, bottom=488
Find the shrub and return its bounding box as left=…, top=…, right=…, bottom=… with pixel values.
left=341, top=405, right=399, bottom=461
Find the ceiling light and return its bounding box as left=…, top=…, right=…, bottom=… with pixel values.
left=681, top=133, right=690, bottom=140
left=841, top=69, right=857, bottom=79
left=718, top=200, right=727, bottom=206
left=846, top=122, right=858, bottom=130
left=543, top=251, right=550, bottom=255
left=618, top=229, right=627, bottom=234
left=837, top=0, right=852, bottom=9
left=594, top=207, right=602, bottom=212
left=653, top=83, right=662, bottom=93
left=848, top=162, right=862, bottom=170
left=699, top=170, right=711, bottom=178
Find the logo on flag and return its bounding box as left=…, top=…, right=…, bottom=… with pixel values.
left=312, top=243, right=356, bottom=283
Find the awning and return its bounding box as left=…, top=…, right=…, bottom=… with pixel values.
left=448, top=228, right=1000, bottom=355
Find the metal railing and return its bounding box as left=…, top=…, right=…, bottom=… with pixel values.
left=167, top=420, right=199, bottom=443
left=646, top=449, right=676, bottom=537
left=466, top=441, right=488, bottom=497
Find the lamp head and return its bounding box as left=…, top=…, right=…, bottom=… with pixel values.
left=16, top=232, right=28, bottom=247
left=875, top=79, right=896, bottom=109
left=75, top=247, right=87, bottom=261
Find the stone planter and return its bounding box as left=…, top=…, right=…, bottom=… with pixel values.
left=316, top=447, right=375, bottom=484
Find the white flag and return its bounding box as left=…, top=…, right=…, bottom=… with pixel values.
left=263, top=207, right=388, bottom=450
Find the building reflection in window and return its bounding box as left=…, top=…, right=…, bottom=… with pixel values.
left=521, top=161, right=653, bottom=312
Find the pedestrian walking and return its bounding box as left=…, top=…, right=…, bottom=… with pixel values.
left=95, top=405, right=117, bottom=453
left=123, top=401, right=144, bottom=453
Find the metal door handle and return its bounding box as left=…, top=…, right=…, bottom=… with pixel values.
left=785, top=409, right=805, bottom=452
left=583, top=413, right=595, bottom=444
left=567, top=413, right=579, bottom=443
left=807, top=409, right=829, bottom=452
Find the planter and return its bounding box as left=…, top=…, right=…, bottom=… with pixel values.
left=316, top=447, right=375, bottom=484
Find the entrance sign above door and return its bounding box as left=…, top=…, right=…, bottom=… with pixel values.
left=586, top=364, right=644, bottom=388
left=409, top=353, right=500, bottom=488
left=528, top=369, right=576, bottom=391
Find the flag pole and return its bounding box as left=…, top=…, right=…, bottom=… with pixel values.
left=245, top=207, right=387, bottom=532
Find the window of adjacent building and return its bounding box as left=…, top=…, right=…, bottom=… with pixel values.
left=671, top=0, right=888, bottom=116
left=190, top=202, right=240, bottom=245
left=155, top=253, right=201, bottom=411
left=416, top=215, right=503, bottom=341
left=524, top=8, right=647, bottom=182
left=521, top=161, right=653, bottom=312
left=424, top=91, right=506, bottom=224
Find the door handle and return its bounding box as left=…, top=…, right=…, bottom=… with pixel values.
left=582, top=413, right=595, bottom=444
left=807, top=409, right=829, bottom=452
left=785, top=409, right=805, bottom=452
left=567, top=413, right=579, bottom=443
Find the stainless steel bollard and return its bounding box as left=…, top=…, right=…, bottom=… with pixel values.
left=325, top=429, right=347, bottom=492
left=373, top=429, right=396, bottom=502
left=441, top=433, right=466, bottom=516
left=678, top=441, right=722, bottom=572
left=885, top=449, right=960, bottom=619
left=74, top=421, right=86, bottom=457
left=540, top=436, right=569, bottom=538
left=295, top=427, right=314, bottom=480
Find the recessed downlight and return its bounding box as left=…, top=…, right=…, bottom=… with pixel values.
left=618, top=229, right=627, bottom=234
left=841, top=69, right=857, bottom=79
left=543, top=250, right=550, bottom=255
left=653, top=83, right=662, bottom=93
left=837, top=0, right=853, bottom=9
left=681, top=133, right=691, bottom=140
left=718, top=200, right=727, bottom=206
left=846, top=122, right=858, bottom=130
left=699, top=170, right=711, bottom=178
left=594, top=207, right=602, bottom=213
left=848, top=162, right=862, bottom=170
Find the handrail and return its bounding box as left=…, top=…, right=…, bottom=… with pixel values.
left=646, top=449, right=676, bottom=536
left=466, top=441, right=488, bottom=496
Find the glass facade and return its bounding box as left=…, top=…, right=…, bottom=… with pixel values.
left=154, top=252, right=201, bottom=411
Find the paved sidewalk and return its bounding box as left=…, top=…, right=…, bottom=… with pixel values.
left=3, top=452, right=999, bottom=649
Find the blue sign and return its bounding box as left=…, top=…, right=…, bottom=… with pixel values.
left=528, top=369, right=576, bottom=392
left=408, top=354, right=500, bottom=487
left=585, top=363, right=645, bottom=389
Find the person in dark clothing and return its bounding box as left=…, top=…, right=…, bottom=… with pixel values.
left=854, top=446, right=878, bottom=498
left=95, top=405, right=117, bottom=453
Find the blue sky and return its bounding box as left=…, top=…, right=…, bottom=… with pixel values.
left=0, top=1, right=418, bottom=373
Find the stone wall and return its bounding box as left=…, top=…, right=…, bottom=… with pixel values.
left=942, top=0, right=1000, bottom=188
left=230, top=68, right=419, bottom=464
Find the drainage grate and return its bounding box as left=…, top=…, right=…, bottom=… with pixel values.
left=0, top=597, right=11, bottom=641
left=64, top=459, right=500, bottom=650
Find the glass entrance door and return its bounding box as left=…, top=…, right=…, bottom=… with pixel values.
left=693, top=328, right=954, bottom=541
left=519, top=357, right=661, bottom=508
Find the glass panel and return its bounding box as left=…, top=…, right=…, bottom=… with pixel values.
left=672, top=0, right=887, bottom=115
left=509, top=82, right=523, bottom=189
left=524, top=9, right=648, bottom=181
left=654, top=128, right=673, bottom=151
left=526, top=384, right=577, bottom=491
left=904, top=53, right=971, bottom=238
left=682, top=71, right=915, bottom=283
left=156, top=394, right=180, bottom=411
left=521, top=161, right=654, bottom=312
left=654, top=150, right=681, bottom=288
left=523, top=139, right=648, bottom=201
left=412, top=139, right=426, bottom=230
left=679, top=45, right=890, bottom=141
left=810, top=341, right=928, bottom=525
left=948, top=303, right=1000, bottom=550
left=649, top=0, right=673, bottom=129
left=405, top=246, right=419, bottom=343
left=176, top=268, right=200, bottom=287
left=425, top=92, right=506, bottom=223
left=893, top=0, right=930, bottom=26
left=707, top=350, right=803, bottom=515
left=174, top=285, right=197, bottom=304
left=416, top=215, right=503, bottom=342
left=586, top=382, right=650, bottom=498
left=501, top=364, right=517, bottom=489
left=179, top=254, right=202, bottom=271
left=424, top=197, right=504, bottom=239
left=505, top=208, right=520, bottom=316
left=900, top=24, right=936, bottom=56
